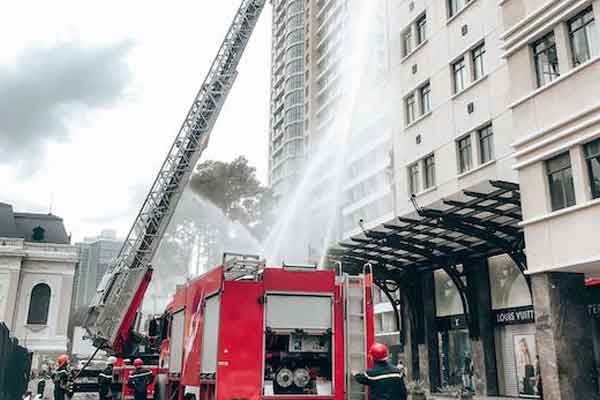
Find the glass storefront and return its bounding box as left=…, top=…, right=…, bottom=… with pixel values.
left=438, top=329, right=472, bottom=390
left=434, top=270, right=473, bottom=391
left=489, top=255, right=538, bottom=398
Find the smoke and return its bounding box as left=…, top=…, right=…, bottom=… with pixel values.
left=143, top=189, right=261, bottom=313
left=0, top=39, right=133, bottom=175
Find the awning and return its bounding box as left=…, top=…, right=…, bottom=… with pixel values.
left=329, top=180, right=526, bottom=281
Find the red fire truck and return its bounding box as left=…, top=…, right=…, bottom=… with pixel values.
left=154, top=254, right=374, bottom=400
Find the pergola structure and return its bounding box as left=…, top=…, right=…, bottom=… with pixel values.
left=328, top=180, right=526, bottom=340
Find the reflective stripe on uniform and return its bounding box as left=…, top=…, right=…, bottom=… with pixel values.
left=99, top=373, right=113, bottom=379
left=363, top=372, right=403, bottom=381
left=129, top=371, right=152, bottom=379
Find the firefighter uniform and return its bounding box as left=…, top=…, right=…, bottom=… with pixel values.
left=52, top=366, right=72, bottom=400
left=98, top=364, right=114, bottom=400
left=127, top=367, right=154, bottom=400
left=354, top=361, right=408, bottom=400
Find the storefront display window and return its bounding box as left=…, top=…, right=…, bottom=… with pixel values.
left=513, top=334, right=541, bottom=397
left=438, top=329, right=472, bottom=390
left=435, top=270, right=464, bottom=317
left=489, top=255, right=532, bottom=310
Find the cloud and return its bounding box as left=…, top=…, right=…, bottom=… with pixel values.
left=0, top=39, right=133, bottom=175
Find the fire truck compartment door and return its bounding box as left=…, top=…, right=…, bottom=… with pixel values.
left=266, top=295, right=331, bottom=330
left=201, top=294, right=220, bottom=373
left=170, top=309, right=185, bottom=374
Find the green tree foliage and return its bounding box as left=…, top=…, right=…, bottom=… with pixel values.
left=189, top=156, right=277, bottom=240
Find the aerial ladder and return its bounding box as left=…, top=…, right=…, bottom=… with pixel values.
left=83, top=0, right=267, bottom=355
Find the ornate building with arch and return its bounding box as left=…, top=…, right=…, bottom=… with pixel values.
left=0, top=202, right=78, bottom=370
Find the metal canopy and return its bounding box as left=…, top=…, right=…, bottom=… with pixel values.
left=329, top=180, right=526, bottom=281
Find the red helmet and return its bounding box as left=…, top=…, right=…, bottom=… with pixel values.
left=133, top=358, right=143, bottom=367
left=369, top=343, right=389, bottom=361
left=57, top=354, right=69, bottom=367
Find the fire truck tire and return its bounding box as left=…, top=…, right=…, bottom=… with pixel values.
left=184, top=394, right=197, bottom=400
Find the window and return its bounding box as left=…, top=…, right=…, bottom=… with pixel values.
left=478, top=124, right=494, bottom=164
left=457, top=136, right=472, bottom=173
left=27, top=283, right=51, bottom=325
left=420, top=83, right=431, bottom=115
left=471, top=43, right=486, bottom=80
left=402, top=28, right=413, bottom=57
left=423, top=154, right=436, bottom=189
left=452, top=57, right=466, bottom=93
left=448, top=0, right=471, bottom=18
left=405, top=93, right=416, bottom=124
left=546, top=152, right=576, bottom=211
left=584, top=138, right=600, bottom=199
left=417, top=14, right=427, bottom=45
left=533, top=32, right=560, bottom=87
left=408, top=163, right=420, bottom=194
left=568, top=7, right=598, bottom=66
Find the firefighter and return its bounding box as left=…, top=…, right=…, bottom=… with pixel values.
left=353, top=343, right=407, bottom=400
left=52, top=354, right=73, bottom=400
left=127, top=358, right=154, bottom=400
left=99, top=356, right=117, bottom=400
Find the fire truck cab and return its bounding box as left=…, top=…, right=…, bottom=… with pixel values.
left=156, top=254, right=374, bottom=400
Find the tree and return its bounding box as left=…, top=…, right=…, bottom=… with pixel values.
left=189, top=156, right=276, bottom=240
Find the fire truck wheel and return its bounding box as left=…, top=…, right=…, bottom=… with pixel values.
left=184, top=394, right=197, bottom=400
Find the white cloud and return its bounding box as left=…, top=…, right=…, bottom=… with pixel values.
left=0, top=0, right=271, bottom=241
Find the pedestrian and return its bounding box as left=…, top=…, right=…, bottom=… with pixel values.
left=353, top=343, right=407, bottom=400
left=99, top=356, right=117, bottom=400
left=51, top=355, right=73, bottom=400
left=127, top=358, right=154, bottom=400
left=462, top=352, right=473, bottom=391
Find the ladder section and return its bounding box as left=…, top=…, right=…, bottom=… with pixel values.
left=344, top=275, right=368, bottom=400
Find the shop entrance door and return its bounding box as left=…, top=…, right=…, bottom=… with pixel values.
left=438, top=329, right=472, bottom=391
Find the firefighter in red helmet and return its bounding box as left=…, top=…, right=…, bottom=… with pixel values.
left=353, top=343, right=407, bottom=400
left=127, top=358, right=154, bottom=400
left=52, top=355, right=73, bottom=400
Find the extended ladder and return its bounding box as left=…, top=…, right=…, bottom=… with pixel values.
left=344, top=274, right=370, bottom=400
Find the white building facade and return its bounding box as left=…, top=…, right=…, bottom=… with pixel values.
left=0, top=203, right=77, bottom=370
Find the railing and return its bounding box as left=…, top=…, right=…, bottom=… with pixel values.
left=0, top=237, right=24, bottom=248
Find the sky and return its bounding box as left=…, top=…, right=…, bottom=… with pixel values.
left=0, top=1, right=272, bottom=242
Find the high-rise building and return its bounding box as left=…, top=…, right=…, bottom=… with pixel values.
left=269, top=0, right=306, bottom=196
left=72, top=229, right=122, bottom=310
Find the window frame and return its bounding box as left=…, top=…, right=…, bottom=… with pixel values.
left=452, top=57, right=467, bottom=93
left=546, top=152, right=576, bottom=211
left=584, top=138, right=600, bottom=199
left=471, top=42, right=486, bottom=81
left=448, top=0, right=471, bottom=19
left=416, top=14, right=427, bottom=45
left=408, top=163, right=420, bottom=194
left=532, top=32, right=560, bottom=88
left=568, top=6, right=598, bottom=66
left=402, top=28, right=413, bottom=57
left=457, top=135, right=473, bottom=174
left=477, top=124, right=494, bottom=164
left=419, top=82, right=432, bottom=115
left=423, top=154, right=436, bottom=189
left=27, top=283, right=51, bottom=326
left=405, top=93, right=417, bottom=125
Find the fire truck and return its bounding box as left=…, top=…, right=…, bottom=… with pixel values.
left=75, top=0, right=376, bottom=399
left=154, top=254, right=374, bottom=400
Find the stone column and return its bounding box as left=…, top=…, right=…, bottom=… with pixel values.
left=532, top=272, right=600, bottom=400
left=420, top=271, right=440, bottom=391
left=401, top=289, right=420, bottom=382
left=465, top=259, right=499, bottom=396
